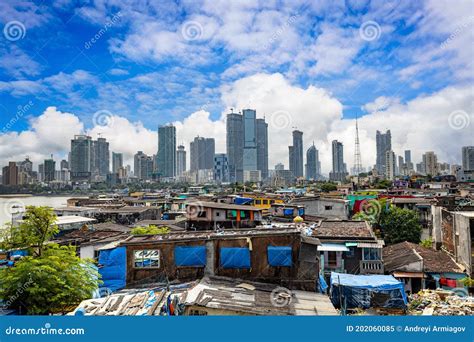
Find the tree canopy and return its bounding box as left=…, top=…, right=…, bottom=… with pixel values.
left=380, top=206, right=422, bottom=244
left=131, top=225, right=170, bottom=235
left=0, top=206, right=100, bottom=314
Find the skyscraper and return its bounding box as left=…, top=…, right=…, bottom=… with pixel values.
left=60, top=159, right=69, bottom=170
left=289, top=130, right=303, bottom=178
left=226, top=112, right=244, bottom=183
left=112, top=152, right=123, bottom=174
left=134, top=151, right=153, bottom=180
left=256, top=118, right=268, bottom=180
left=422, top=151, right=438, bottom=176
left=94, top=137, right=110, bottom=178
left=376, top=130, right=391, bottom=176
left=2, top=162, right=19, bottom=186
left=44, top=158, right=56, bottom=182
left=214, top=153, right=229, bottom=183
left=70, top=135, right=93, bottom=181
left=242, top=109, right=258, bottom=172
left=305, top=143, right=320, bottom=180
left=385, top=150, right=396, bottom=180
left=329, top=140, right=348, bottom=182
left=176, top=145, right=186, bottom=176
left=157, top=124, right=176, bottom=178
left=462, top=146, right=474, bottom=171
left=404, top=150, right=411, bottom=163
left=190, top=136, right=215, bottom=171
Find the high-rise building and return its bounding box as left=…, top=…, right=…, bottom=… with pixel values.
left=2, top=162, right=19, bottom=186
left=385, top=150, right=396, bottom=180
left=176, top=145, right=186, bottom=176
left=289, top=130, right=303, bottom=178
left=134, top=151, right=153, bottom=180
left=70, top=135, right=93, bottom=181
left=397, top=155, right=404, bottom=176
left=462, top=146, right=474, bottom=171
left=422, top=151, right=438, bottom=176
left=329, top=140, right=348, bottom=182
left=226, top=112, right=244, bottom=183
left=44, top=158, right=56, bottom=182
left=256, top=118, right=268, bottom=180
left=214, top=153, right=229, bottom=183
left=404, top=150, right=411, bottom=163
left=376, top=130, right=391, bottom=176
left=242, top=109, right=257, bottom=173
left=190, top=136, right=215, bottom=171
left=112, top=152, right=123, bottom=174
left=94, top=137, right=110, bottom=178
left=60, top=159, right=69, bottom=170
left=275, top=163, right=284, bottom=171
left=157, top=124, right=176, bottom=178
left=305, top=143, right=320, bottom=180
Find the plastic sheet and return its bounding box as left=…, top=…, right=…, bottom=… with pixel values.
left=220, top=247, right=251, bottom=269
left=330, top=272, right=407, bottom=309
left=98, top=247, right=126, bottom=292
left=267, top=246, right=292, bottom=266
left=174, top=246, right=206, bottom=267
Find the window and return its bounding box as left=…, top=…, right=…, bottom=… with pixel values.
left=227, top=210, right=237, bottom=219
left=93, top=249, right=100, bottom=261
left=255, top=199, right=262, bottom=205
left=134, top=249, right=160, bottom=268
left=327, top=251, right=337, bottom=267
left=324, top=205, right=333, bottom=210
left=215, top=212, right=220, bottom=217
left=270, top=200, right=275, bottom=204
left=240, top=210, right=247, bottom=218
left=345, top=247, right=355, bottom=258
left=363, top=248, right=380, bottom=261
left=197, top=211, right=207, bottom=218
left=263, top=200, right=269, bottom=205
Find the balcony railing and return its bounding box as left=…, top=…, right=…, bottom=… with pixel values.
left=360, top=260, right=384, bottom=274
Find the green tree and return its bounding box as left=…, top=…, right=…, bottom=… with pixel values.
left=0, top=206, right=59, bottom=257
left=320, top=183, right=337, bottom=192
left=131, top=225, right=170, bottom=235
left=380, top=206, right=422, bottom=244
left=419, top=237, right=433, bottom=248
left=0, top=206, right=100, bottom=314
left=0, top=245, right=100, bottom=314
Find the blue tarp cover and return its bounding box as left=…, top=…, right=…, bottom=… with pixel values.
left=330, top=272, right=407, bottom=310
left=319, top=274, right=328, bottom=293
left=234, top=197, right=253, bottom=205
left=283, top=208, right=294, bottom=216
left=220, top=247, right=251, bottom=269
left=174, top=246, right=206, bottom=267
left=98, top=247, right=126, bottom=292
left=267, top=246, right=292, bottom=266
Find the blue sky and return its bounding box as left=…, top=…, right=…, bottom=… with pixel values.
left=0, top=0, right=473, bottom=171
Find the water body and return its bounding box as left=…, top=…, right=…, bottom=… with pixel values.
left=0, top=196, right=73, bottom=225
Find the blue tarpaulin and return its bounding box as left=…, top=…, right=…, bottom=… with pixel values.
left=9, top=250, right=28, bottom=257
left=319, top=274, right=328, bottom=293
left=330, top=272, right=407, bottom=310
left=220, top=247, right=251, bottom=269
left=283, top=208, right=294, bottom=216
left=98, top=247, right=126, bottom=292
left=267, top=246, right=292, bottom=266
left=234, top=197, right=253, bottom=205
left=174, top=246, right=206, bottom=267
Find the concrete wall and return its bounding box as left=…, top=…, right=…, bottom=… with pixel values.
left=455, top=213, right=471, bottom=275
left=292, top=198, right=349, bottom=219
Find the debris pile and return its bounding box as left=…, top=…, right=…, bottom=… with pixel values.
left=408, top=289, right=474, bottom=315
